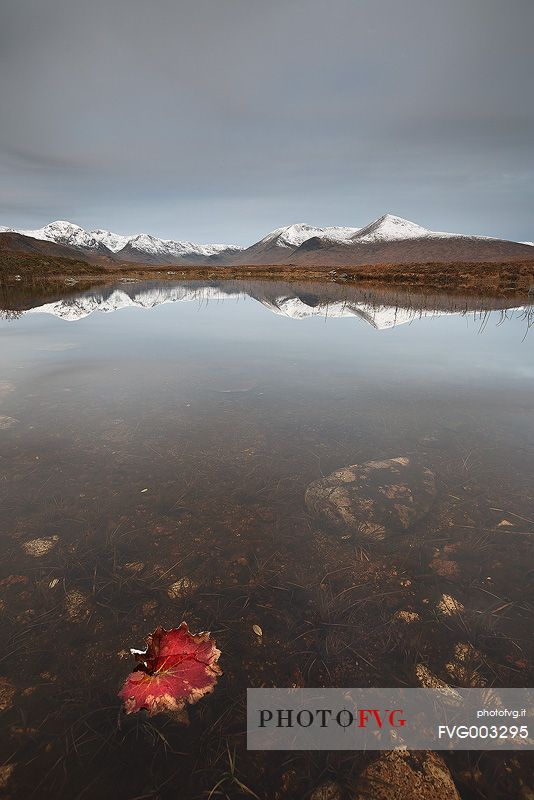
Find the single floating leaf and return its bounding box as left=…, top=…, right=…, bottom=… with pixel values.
left=118, top=622, right=222, bottom=716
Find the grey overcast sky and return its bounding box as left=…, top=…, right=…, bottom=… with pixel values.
left=0, top=0, right=532, bottom=244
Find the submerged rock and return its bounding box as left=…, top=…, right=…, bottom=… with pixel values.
left=353, top=750, right=460, bottom=800
left=305, top=457, right=436, bottom=540
left=0, top=415, right=18, bottom=430
left=0, top=380, right=15, bottom=398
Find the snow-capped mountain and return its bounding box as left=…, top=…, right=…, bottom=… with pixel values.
left=233, top=223, right=360, bottom=265
left=90, top=228, right=241, bottom=260
left=116, top=233, right=238, bottom=260
left=245, top=213, right=497, bottom=257
left=288, top=214, right=534, bottom=266
left=0, top=221, right=111, bottom=252
left=348, top=213, right=494, bottom=243
left=350, top=214, right=444, bottom=242
left=256, top=224, right=359, bottom=249
left=227, top=214, right=534, bottom=266
left=0, top=220, right=243, bottom=264
left=90, top=229, right=131, bottom=252
left=2, top=214, right=532, bottom=267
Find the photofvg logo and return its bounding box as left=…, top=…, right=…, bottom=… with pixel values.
left=259, top=706, right=406, bottom=730
left=247, top=688, right=534, bottom=751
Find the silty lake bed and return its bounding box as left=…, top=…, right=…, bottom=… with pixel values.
left=0, top=279, right=533, bottom=799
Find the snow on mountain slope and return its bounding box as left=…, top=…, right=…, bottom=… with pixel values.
left=90, top=229, right=131, bottom=252
left=3, top=215, right=529, bottom=264
left=0, top=221, right=108, bottom=250
left=121, top=233, right=236, bottom=258
left=351, top=214, right=431, bottom=242
left=256, top=224, right=359, bottom=249
left=91, top=227, right=242, bottom=258
left=0, top=220, right=242, bottom=260
left=350, top=213, right=492, bottom=243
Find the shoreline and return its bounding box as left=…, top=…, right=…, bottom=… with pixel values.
left=1, top=250, right=534, bottom=297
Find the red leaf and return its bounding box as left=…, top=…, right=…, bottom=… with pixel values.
left=119, top=623, right=222, bottom=716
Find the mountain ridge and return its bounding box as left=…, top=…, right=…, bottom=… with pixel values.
left=0, top=220, right=243, bottom=264
left=1, top=214, right=532, bottom=268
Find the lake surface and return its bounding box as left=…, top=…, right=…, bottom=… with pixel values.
left=0, top=279, right=533, bottom=798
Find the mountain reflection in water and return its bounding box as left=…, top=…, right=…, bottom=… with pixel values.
left=2, top=278, right=533, bottom=331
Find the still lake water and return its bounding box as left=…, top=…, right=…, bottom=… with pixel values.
left=0, top=280, right=533, bottom=798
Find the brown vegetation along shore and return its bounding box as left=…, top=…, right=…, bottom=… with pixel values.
left=168, top=259, right=534, bottom=294
left=1, top=247, right=533, bottom=296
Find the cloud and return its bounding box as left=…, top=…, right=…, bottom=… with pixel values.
left=0, top=0, right=532, bottom=243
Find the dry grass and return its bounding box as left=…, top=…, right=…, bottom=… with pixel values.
left=1, top=246, right=533, bottom=296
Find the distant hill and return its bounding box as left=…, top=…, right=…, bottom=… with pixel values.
left=289, top=233, right=534, bottom=267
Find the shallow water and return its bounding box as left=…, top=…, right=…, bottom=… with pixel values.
left=0, top=280, right=533, bottom=798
